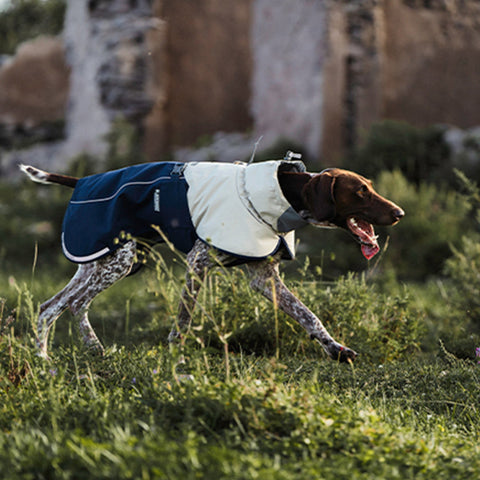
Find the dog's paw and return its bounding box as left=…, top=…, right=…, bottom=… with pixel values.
left=36, top=350, right=52, bottom=362
left=312, top=336, right=358, bottom=363
left=333, top=346, right=358, bottom=363
left=321, top=340, right=358, bottom=363
left=85, top=342, right=105, bottom=357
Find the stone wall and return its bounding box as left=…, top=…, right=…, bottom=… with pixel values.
left=0, top=36, right=69, bottom=125
left=322, top=0, right=480, bottom=160
left=251, top=0, right=327, bottom=164
left=2, top=0, right=480, bottom=174
left=382, top=0, right=480, bottom=128
left=151, top=0, right=252, bottom=154
left=64, top=0, right=161, bottom=158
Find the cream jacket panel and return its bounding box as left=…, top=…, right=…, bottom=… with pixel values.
left=184, top=160, right=307, bottom=259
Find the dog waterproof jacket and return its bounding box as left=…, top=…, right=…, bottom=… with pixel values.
left=61, top=160, right=308, bottom=263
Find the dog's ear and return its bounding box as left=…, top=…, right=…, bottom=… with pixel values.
left=302, top=172, right=336, bottom=221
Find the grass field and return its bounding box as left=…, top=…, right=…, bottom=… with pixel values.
left=2, top=133, right=480, bottom=478
left=1, top=250, right=480, bottom=479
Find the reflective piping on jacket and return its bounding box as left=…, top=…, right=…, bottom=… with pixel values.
left=62, top=233, right=111, bottom=263
left=235, top=166, right=273, bottom=231
left=69, top=176, right=172, bottom=205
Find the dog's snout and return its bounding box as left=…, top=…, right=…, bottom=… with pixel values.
left=392, top=207, right=405, bottom=221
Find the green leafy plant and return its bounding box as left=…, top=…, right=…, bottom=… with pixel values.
left=373, top=170, right=471, bottom=280
left=347, top=120, right=449, bottom=185
left=445, top=235, right=480, bottom=321
left=103, top=117, right=146, bottom=171
left=0, top=0, right=66, bottom=55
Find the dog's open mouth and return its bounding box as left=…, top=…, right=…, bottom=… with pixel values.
left=347, top=217, right=379, bottom=260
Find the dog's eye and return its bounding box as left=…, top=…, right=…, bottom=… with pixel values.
left=357, top=185, right=369, bottom=197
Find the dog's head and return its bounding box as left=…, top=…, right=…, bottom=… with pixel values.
left=302, top=168, right=404, bottom=260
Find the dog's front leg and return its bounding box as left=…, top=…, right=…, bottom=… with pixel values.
left=247, top=257, right=357, bottom=363
left=168, top=240, right=213, bottom=343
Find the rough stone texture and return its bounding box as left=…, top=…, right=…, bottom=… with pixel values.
left=322, top=0, right=480, bottom=160
left=62, top=0, right=110, bottom=159
left=64, top=0, right=162, bottom=158
left=321, top=4, right=348, bottom=163
left=0, top=36, right=69, bottom=128
left=322, top=0, right=386, bottom=160
left=142, top=0, right=168, bottom=161
left=155, top=0, right=252, bottom=151
left=251, top=0, right=327, bottom=162
left=381, top=0, right=480, bottom=128
left=1, top=0, right=163, bottom=175
left=0, top=36, right=70, bottom=175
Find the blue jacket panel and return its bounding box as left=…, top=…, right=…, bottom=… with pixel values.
left=62, top=162, right=197, bottom=263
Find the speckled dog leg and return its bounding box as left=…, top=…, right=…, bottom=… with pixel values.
left=36, top=263, right=95, bottom=359
left=68, top=241, right=137, bottom=353
left=36, top=241, right=136, bottom=358
left=168, top=240, right=213, bottom=343
left=76, top=309, right=105, bottom=355
left=247, top=255, right=357, bottom=363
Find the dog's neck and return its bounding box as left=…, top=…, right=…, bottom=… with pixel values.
left=278, top=171, right=311, bottom=213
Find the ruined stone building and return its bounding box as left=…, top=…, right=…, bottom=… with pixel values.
left=1, top=0, right=480, bottom=173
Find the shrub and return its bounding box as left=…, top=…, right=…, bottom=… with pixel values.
left=444, top=173, right=480, bottom=319
left=373, top=170, right=471, bottom=280
left=0, top=0, right=66, bottom=55
left=297, top=273, right=424, bottom=363
left=418, top=172, right=480, bottom=356
left=0, top=179, right=71, bottom=270
left=347, top=120, right=449, bottom=185
left=103, top=117, right=146, bottom=171
left=445, top=236, right=480, bottom=329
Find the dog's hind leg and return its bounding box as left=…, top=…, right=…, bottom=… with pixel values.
left=67, top=241, right=137, bottom=354
left=36, top=241, right=136, bottom=358
left=75, top=309, right=104, bottom=353
left=247, top=256, right=357, bottom=363
left=37, top=262, right=95, bottom=358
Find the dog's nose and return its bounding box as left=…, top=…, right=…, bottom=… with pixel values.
left=392, top=208, right=405, bottom=221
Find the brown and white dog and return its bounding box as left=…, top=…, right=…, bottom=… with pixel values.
left=20, top=161, right=403, bottom=362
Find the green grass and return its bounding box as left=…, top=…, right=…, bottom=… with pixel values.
left=2, top=160, right=480, bottom=478
left=1, top=337, right=480, bottom=479
left=1, top=254, right=480, bottom=479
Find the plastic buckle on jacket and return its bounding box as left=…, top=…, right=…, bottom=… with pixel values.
left=284, top=151, right=302, bottom=161
left=170, top=163, right=186, bottom=176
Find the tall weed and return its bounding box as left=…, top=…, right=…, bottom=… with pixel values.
left=297, top=273, right=424, bottom=363
left=0, top=282, right=37, bottom=390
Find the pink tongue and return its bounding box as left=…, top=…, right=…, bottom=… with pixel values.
left=361, top=243, right=380, bottom=260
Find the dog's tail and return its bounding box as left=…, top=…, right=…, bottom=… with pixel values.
left=19, top=164, right=78, bottom=188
